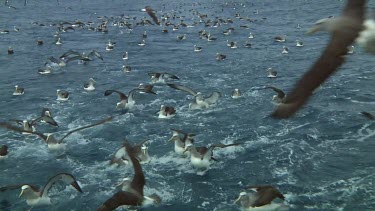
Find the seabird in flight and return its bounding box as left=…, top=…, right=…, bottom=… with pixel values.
left=168, top=129, right=195, bottom=156
left=184, top=142, right=241, bottom=173
left=98, top=140, right=161, bottom=211
left=0, top=173, right=83, bottom=206
left=137, top=83, right=156, bottom=94
left=266, top=86, right=286, bottom=104
left=167, top=83, right=221, bottom=110
left=147, top=72, right=179, bottom=83
left=110, top=139, right=151, bottom=165
left=234, top=185, right=286, bottom=210
left=0, top=117, right=112, bottom=150
left=40, top=108, right=59, bottom=127
left=272, top=0, right=366, bottom=118
left=104, top=89, right=155, bottom=110
left=145, top=6, right=160, bottom=25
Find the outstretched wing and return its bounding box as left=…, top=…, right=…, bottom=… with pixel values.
left=0, top=122, right=48, bottom=142
left=266, top=86, right=285, bottom=99
left=162, top=73, right=179, bottom=80
left=60, top=50, right=80, bottom=59
left=167, top=83, right=197, bottom=96
left=272, top=0, right=366, bottom=118
left=57, top=116, right=113, bottom=143
left=97, top=191, right=143, bottom=210
left=361, top=111, right=375, bottom=120
left=248, top=185, right=285, bottom=207
left=88, top=50, right=103, bottom=61
left=104, top=90, right=128, bottom=100
left=41, top=173, right=83, bottom=198
left=205, top=92, right=221, bottom=105
left=145, top=6, right=160, bottom=25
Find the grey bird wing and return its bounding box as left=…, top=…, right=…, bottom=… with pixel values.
left=272, top=0, right=366, bottom=118
left=162, top=73, right=179, bottom=80
left=145, top=6, right=160, bottom=25
left=60, top=50, right=80, bottom=59
left=266, top=86, right=285, bottom=99
left=57, top=116, right=112, bottom=143
left=128, top=88, right=143, bottom=102
left=167, top=83, right=197, bottom=96
left=47, top=56, right=60, bottom=64
left=41, top=173, right=83, bottom=198
left=104, top=90, right=128, bottom=100
left=66, top=55, right=85, bottom=63
left=88, top=50, right=103, bottom=61
left=148, top=72, right=161, bottom=78
left=42, top=115, right=59, bottom=127
left=205, top=92, right=221, bottom=105
left=0, top=122, right=48, bottom=142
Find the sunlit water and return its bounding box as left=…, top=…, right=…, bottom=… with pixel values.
left=1, top=0, right=375, bottom=210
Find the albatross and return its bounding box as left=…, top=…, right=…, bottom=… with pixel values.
left=184, top=142, right=241, bottom=174
left=110, top=139, right=151, bottom=165
left=0, top=117, right=112, bottom=150
left=272, top=0, right=366, bottom=118
left=167, top=83, right=221, bottom=110
left=234, top=185, right=287, bottom=210
left=0, top=173, right=82, bottom=206
left=104, top=88, right=156, bottom=110
left=98, top=140, right=161, bottom=210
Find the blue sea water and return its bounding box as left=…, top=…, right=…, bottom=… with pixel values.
left=0, top=0, right=375, bottom=210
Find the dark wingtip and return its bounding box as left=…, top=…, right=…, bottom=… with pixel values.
left=104, top=90, right=113, bottom=96
left=71, top=181, right=83, bottom=193
left=361, top=111, right=375, bottom=120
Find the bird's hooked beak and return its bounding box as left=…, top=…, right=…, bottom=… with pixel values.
left=19, top=190, right=25, bottom=197
left=183, top=143, right=193, bottom=153
left=167, top=135, right=178, bottom=142
left=233, top=191, right=247, bottom=204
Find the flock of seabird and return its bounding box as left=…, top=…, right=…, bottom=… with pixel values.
left=1, top=0, right=374, bottom=210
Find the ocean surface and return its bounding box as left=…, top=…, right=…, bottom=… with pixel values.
left=1, top=0, right=374, bottom=210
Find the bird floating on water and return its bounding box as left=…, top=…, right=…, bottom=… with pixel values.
left=56, top=89, right=69, bottom=101
left=231, top=88, right=242, bottom=99
left=13, top=85, right=24, bottom=95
